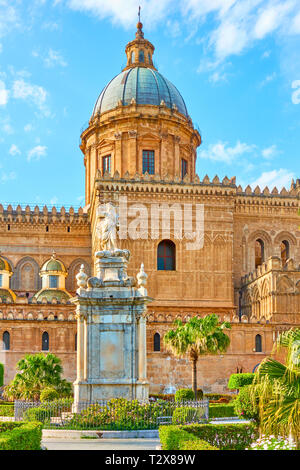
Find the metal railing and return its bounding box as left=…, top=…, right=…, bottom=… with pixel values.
left=14, top=398, right=209, bottom=430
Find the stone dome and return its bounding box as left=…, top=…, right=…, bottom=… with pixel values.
left=92, top=66, right=189, bottom=118
left=41, top=257, right=66, bottom=273
left=0, top=256, right=13, bottom=273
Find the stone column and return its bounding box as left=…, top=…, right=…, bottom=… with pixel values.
left=138, top=315, right=147, bottom=380
left=76, top=312, right=85, bottom=381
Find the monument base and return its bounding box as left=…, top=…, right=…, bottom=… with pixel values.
left=73, top=380, right=149, bottom=412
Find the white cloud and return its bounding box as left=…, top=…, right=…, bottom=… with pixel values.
left=291, top=79, right=300, bottom=104
left=1, top=171, right=16, bottom=183
left=0, top=1, right=19, bottom=38
left=27, top=145, right=47, bottom=162
left=2, top=121, right=13, bottom=134
left=24, top=123, right=34, bottom=132
left=50, top=196, right=58, bottom=204
left=198, top=140, right=254, bottom=164
left=259, top=71, right=276, bottom=87
left=251, top=168, right=294, bottom=190
left=44, top=49, right=67, bottom=68
left=0, top=80, right=9, bottom=106
left=253, top=1, right=294, bottom=39
left=9, top=144, right=21, bottom=156
left=262, top=144, right=278, bottom=159
left=12, top=79, right=50, bottom=116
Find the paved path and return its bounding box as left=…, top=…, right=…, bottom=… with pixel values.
left=42, top=438, right=160, bottom=451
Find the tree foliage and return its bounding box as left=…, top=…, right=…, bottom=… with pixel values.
left=3, top=353, right=72, bottom=401
left=163, top=314, right=231, bottom=397
left=250, top=328, right=300, bottom=446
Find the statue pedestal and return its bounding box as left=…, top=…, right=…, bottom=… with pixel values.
left=72, top=250, right=152, bottom=410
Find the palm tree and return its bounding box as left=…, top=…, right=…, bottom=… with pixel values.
left=163, top=314, right=231, bottom=398
left=4, top=353, right=72, bottom=401
left=251, top=328, right=300, bottom=446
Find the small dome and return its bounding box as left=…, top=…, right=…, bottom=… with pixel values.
left=33, top=289, right=71, bottom=303
left=0, top=257, right=13, bottom=273
left=41, top=257, right=66, bottom=273
left=92, top=67, right=188, bottom=118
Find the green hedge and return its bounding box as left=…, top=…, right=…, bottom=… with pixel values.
left=159, top=425, right=199, bottom=450
left=0, top=421, right=43, bottom=450
left=233, top=385, right=259, bottom=422
left=0, top=363, right=3, bottom=387
left=228, top=373, right=255, bottom=390
left=0, top=422, right=23, bottom=433
left=204, top=393, right=234, bottom=402
left=209, top=403, right=237, bottom=419
left=181, top=422, right=259, bottom=450
left=0, top=405, right=14, bottom=417
left=159, top=425, right=219, bottom=450
left=179, top=439, right=219, bottom=450
left=175, top=389, right=195, bottom=402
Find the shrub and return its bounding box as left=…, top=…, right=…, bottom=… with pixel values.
left=0, top=422, right=23, bottom=433
left=24, top=398, right=73, bottom=424
left=0, top=421, right=43, bottom=450
left=233, top=385, right=259, bottom=423
left=159, top=425, right=196, bottom=450
left=0, top=404, right=14, bottom=417
left=172, top=406, right=205, bottom=425
left=175, top=389, right=195, bottom=402
left=68, top=398, right=175, bottom=430
left=179, top=439, right=219, bottom=450
left=209, top=403, right=237, bottom=419
left=40, top=387, right=59, bottom=402
left=204, top=393, right=234, bottom=402
left=228, top=373, right=255, bottom=390
left=0, top=363, right=3, bottom=387
left=181, top=422, right=259, bottom=450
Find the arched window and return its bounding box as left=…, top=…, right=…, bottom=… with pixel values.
left=75, top=333, right=77, bottom=352
left=280, top=240, right=289, bottom=265
left=139, top=50, right=144, bottom=62
left=130, top=51, right=134, bottom=63
left=3, top=331, right=10, bottom=350
left=255, top=334, right=262, bottom=352
left=148, top=52, right=151, bottom=63
left=157, top=240, right=176, bottom=271
left=42, top=332, right=49, bottom=351
left=154, top=333, right=161, bottom=352
left=255, top=239, right=264, bottom=268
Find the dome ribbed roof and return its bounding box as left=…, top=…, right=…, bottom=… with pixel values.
left=0, top=257, right=12, bottom=273
left=41, top=258, right=66, bottom=273
left=92, top=67, right=188, bottom=118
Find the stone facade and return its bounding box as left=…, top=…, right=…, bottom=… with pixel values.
left=0, top=24, right=299, bottom=394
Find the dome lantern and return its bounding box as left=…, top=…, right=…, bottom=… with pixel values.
left=124, top=20, right=156, bottom=71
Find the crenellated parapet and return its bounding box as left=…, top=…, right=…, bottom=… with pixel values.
left=0, top=204, right=89, bottom=227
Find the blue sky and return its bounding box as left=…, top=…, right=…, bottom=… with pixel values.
left=0, top=0, right=299, bottom=207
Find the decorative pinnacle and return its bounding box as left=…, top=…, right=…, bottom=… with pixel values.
left=76, top=264, right=88, bottom=289
left=136, top=6, right=144, bottom=39
left=51, top=250, right=56, bottom=259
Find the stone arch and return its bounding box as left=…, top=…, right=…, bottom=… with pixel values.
left=248, top=230, right=272, bottom=271
left=274, top=231, right=297, bottom=247
left=277, top=275, right=294, bottom=293
left=66, top=259, right=91, bottom=293
left=11, top=257, right=40, bottom=292
left=261, top=280, right=270, bottom=319
left=252, top=286, right=261, bottom=319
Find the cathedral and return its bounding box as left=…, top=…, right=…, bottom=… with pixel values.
left=0, top=22, right=299, bottom=394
